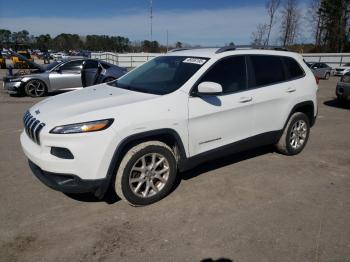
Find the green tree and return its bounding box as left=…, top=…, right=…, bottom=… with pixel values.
left=318, top=0, right=350, bottom=52
left=0, top=29, right=11, bottom=44
left=52, top=33, right=83, bottom=51
left=175, top=41, right=183, bottom=48
left=142, top=40, right=160, bottom=52
left=12, top=30, right=29, bottom=43
left=35, top=34, right=52, bottom=50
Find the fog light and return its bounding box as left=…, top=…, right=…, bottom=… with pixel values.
left=51, top=147, right=74, bottom=159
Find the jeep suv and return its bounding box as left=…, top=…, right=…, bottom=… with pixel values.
left=21, top=46, right=318, bottom=206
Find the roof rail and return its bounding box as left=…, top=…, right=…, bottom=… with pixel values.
left=215, top=44, right=289, bottom=54
left=215, top=45, right=237, bottom=53
left=168, top=48, right=192, bottom=53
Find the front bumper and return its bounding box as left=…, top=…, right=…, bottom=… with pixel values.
left=336, top=82, right=350, bottom=100
left=20, top=125, right=121, bottom=197
left=28, top=160, right=106, bottom=194
left=4, top=81, right=22, bottom=94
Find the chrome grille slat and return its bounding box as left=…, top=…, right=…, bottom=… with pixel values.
left=23, top=111, right=46, bottom=145
left=29, top=120, right=39, bottom=140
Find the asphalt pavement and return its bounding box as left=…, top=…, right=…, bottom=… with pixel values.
left=0, top=71, right=349, bottom=262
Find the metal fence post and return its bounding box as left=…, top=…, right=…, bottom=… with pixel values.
left=340, top=55, right=343, bottom=66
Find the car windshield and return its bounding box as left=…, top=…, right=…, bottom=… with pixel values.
left=109, top=56, right=209, bottom=95
left=45, top=61, right=60, bottom=71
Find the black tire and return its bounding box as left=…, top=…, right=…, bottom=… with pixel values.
left=325, top=72, right=330, bottom=80
left=24, top=80, right=47, bottom=97
left=103, top=77, right=116, bottom=83
left=275, top=112, right=310, bottom=155
left=115, top=141, right=177, bottom=206
left=337, top=95, right=345, bottom=104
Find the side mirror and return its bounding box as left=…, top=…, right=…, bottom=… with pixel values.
left=197, top=81, right=223, bottom=95
left=56, top=67, right=62, bottom=73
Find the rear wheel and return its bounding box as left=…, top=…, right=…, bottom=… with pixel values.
left=325, top=72, right=330, bottom=80
left=115, top=141, right=177, bottom=206
left=24, top=80, right=47, bottom=97
left=276, top=112, right=310, bottom=155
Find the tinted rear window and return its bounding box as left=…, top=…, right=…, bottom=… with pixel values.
left=250, top=55, right=285, bottom=87
left=282, top=57, right=305, bottom=79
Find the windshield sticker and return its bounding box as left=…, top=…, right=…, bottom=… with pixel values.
left=183, top=58, right=207, bottom=65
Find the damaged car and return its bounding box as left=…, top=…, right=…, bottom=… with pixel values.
left=3, top=52, right=127, bottom=97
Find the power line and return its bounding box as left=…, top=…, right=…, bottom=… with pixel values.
left=150, top=0, right=153, bottom=41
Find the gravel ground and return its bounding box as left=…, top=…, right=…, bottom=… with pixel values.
left=0, top=70, right=349, bottom=262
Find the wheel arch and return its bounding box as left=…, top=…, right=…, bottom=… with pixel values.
left=95, top=128, right=187, bottom=199
left=284, top=101, right=315, bottom=130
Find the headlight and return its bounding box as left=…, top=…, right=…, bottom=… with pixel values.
left=50, top=119, right=114, bottom=134
left=9, top=78, right=23, bottom=82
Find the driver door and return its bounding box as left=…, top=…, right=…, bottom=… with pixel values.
left=49, top=60, right=83, bottom=90
left=188, top=55, right=255, bottom=156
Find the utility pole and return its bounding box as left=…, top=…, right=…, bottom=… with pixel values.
left=150, top=0, right=153, bottom=42
left=166, top=30, right=169, bottom=52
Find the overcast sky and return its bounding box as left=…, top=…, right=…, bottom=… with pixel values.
left=0, top=0, right=312, bottom=46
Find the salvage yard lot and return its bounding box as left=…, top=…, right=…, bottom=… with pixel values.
left=0, top=70, right=349, bottom=262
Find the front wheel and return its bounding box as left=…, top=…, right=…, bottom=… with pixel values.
left=24, top=80, right=47, bottom=97
left=275, top=112, right=310, bottom=155
left=115, top=141, right=177, bottom=206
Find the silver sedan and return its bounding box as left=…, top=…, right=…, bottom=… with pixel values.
left=308, top=62, right=332, bottom=80
left=4, top=58, right=127, bottom=97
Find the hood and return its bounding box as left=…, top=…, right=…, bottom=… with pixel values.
left=30, top=84, right=159, bottom=126
left=9, top=50, right=42, bottom=70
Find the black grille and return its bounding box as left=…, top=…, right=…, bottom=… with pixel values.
left=23, top=111, right=45, bottom=145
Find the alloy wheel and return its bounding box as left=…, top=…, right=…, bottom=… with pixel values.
left=289, top=120, right=307, bottom=149
left=129, top=153, right=170, bottom=198
left=26, top=80, right=45, bottom=97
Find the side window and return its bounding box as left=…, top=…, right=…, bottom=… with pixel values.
left=282, top=57, right=305, bottom=80
left=60, top=60, right=83, bottom=71
left=83, top=60, right=98, bottom=69
left=200, top=56, right=246, bottom=94
left=250, top=55, right=286, bottom=87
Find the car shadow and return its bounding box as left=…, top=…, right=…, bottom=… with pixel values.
left=65, top=145, right=274, bottom=204
left=180, top=145, right=274, bottom=181
left=324, top=99, right=350, bottom=109
left=201, top=258, right=233, bottom=262
left=64, top=186, right=120, bottom=204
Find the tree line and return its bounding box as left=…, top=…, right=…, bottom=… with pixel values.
left=0, top=29, right=178, bottom=53
left=252, top=0, right=350, bottom=52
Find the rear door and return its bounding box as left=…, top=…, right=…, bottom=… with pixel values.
left=188, top=55, right=255, bottom=156
left=247, top=55, right=304, bottom=136
left=49, top=60, right=83, bottom=90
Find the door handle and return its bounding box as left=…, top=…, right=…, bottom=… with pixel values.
left=286, top=87, right=296, bottom=93
left=239, top=97, right=253, bottom=103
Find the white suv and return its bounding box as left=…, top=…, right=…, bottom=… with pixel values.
left=21, top=46, right=318, bottom=206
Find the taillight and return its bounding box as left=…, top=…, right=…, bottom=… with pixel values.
left=315, top=75, right=320, bottom=85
